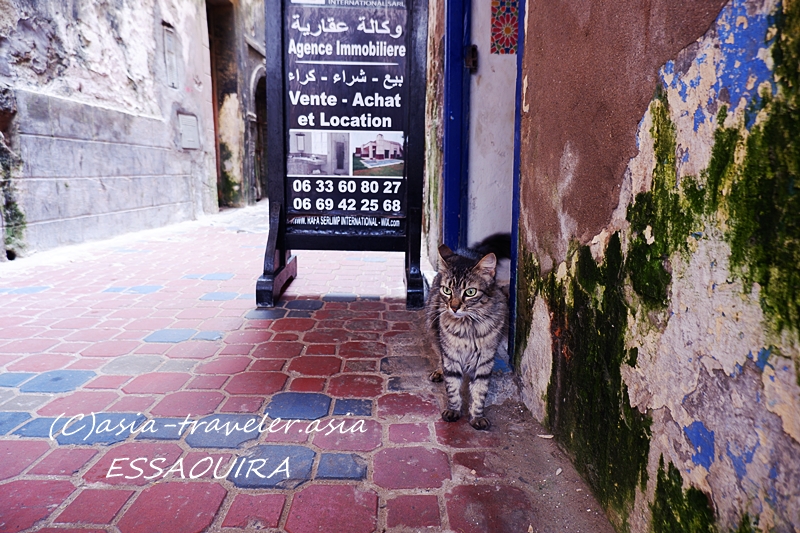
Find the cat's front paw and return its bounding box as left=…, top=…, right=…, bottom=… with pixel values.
left=429, top=369, right=443, bottom=382
left=441, top=409, right=461, bottom=422
left=469, top=417, right=491, bottom=430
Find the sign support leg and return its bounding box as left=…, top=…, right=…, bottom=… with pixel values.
left=256, top=201, right=297, bottom=307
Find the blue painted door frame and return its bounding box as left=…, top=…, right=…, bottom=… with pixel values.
left=441, top=0, right=525, bottom=362
left=442, top=0, right=472, bottom=251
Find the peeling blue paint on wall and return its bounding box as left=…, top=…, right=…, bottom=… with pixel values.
left=683, top=421, right=715, bottom=470
left=714, top=0, right=776, bottom=124
left=725, top=441, right=759, bottom=480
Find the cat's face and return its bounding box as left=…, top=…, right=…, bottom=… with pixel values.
left=437, top=245, right=497, bottom=318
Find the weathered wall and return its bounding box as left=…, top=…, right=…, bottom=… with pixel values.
left=516, top=0, right=800, bottom=531
left=0, top=0, right=218, bottom=257
left=422, top=0, right=444, bottom=266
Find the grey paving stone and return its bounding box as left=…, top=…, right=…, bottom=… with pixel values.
left=185, top=414, right=263, bottom=449
left=0, top=389, right=15, bottom=405
left=19, top=370, right=95, bottom=393
left=14, top=417, right=65, bottom=437
left=387, top=376, right=426, bottom=391
left=158, top=359, right=198, bottom=372
left=245, top=308, right=287, bottom=320
left=0, top=412, right=31, bottom=434
left=229, top=444, right=315, bottom=489
left=103, top=287, right=127, bottom=293
left=200, top=292, right=239, bottom=301
left=265, top=393, right=331, bottom=420
left=322, top=293, right=357, bottom=302
left=287, top=310, right=312, bottom=318
left=0, top=394, right=53, bottom=411
left=193, top=330, right=224, bottom=341
left=0, top=372, right=35, bottom=387
left=101, top=355, right=164, bottom=375
left=144, top=329, right=197, bottom=343
left=316, top=453, right=367, bottom=480
left=380, top=356, right=434, bottom=375
left=285, top=300, right=324, bottom=310
left=201, top=273, right=234, bottom=280
left=363, top=257, right=387, bottom=263
left=358, top=295, right=382, bottom=301
left=56, top=413, right=147, bottom=445
left=332, top=399, right=372, bottom=417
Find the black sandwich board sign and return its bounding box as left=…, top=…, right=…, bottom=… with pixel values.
left=257, top=0, right=428, bottom=309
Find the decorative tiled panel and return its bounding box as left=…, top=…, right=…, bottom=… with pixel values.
left=491, top=0, right=519, bottom=54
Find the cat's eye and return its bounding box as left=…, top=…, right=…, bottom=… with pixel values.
left=441, top=286, right=452, bottom=296
left=464, top=288, right=477, bottom=297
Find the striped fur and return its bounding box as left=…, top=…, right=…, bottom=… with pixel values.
left=426, top=244, right=508, bottom=430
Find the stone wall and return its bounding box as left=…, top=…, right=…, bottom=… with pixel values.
left=515, top=0, right=800, bottom=531
left=0, top=0, right=218, bottom=257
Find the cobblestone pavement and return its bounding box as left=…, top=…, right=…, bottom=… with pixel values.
left=0, top=204, right=613, bottom=533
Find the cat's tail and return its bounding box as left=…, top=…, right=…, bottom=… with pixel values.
left=471, top=233, right=512, bottom=260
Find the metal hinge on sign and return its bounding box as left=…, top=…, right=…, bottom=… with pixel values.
left=465, top=44, right=478, bottom=73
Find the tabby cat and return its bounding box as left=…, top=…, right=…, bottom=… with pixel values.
left=426, top=240, right=509, bottom=430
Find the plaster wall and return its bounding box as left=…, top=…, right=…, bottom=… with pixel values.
left=466, top=1, right=515, bottom=247
left=516, top=0, right=800, bottom=531
left=0, top=0, right=218, bottom=256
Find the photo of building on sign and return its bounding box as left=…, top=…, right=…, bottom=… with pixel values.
left=287, top=130, right=350, bottom=176
left=351, top=131, right=404, bottom=177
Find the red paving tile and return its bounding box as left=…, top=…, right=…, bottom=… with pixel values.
left=28, top=448, right=98, bottom=476
left=84, top=375, right=132, bottom=389
left=302, top=329, right=350, bottom=344
left=110, top=395, right=156, bottom=412
left=0, top=440, right=52, bottom=480
left=225, top=372, right=288, bottom=395
left=284, top=485, right=377, bottom=533
left=288, top=355, right=341, bottom=376
left=222, top=493, right=285, bottom=528
left=327, top=374, right=384, bottom=397
left=250, top=358, right=286, bottom=371
left=386, top=495, right=441, bottom=528
left=339, top=341, right=386, bottom=358
left=219, top=396, right=265, bottom=413
left=435, top=418, right=502, bottom=448
left=270, top=318, right=316, bottom=332
left=117, top=482, right=226, bottom=533
left=7, top=353, right=75, bottom=371
left=80, top=340, right=141, bottom=357
left=197, top=356, right=251, bottom=374
left=373, top=447, right=450, bottom=489
left=454, top=451, right=506, bottom=477
left=165, top=341, right=220, bottom=359
left=445, top=485, right=533, bottom=533
left=54, top=488, right=134, bottom=524
left=305, top=343, right=336, bottom=355
left=149, top=391, right=225, bottom=416
left=289, top=377, right=327, bottom=392
left=0, top=338, right=60, bottom=353
left=312, top=419, right=382, bottom=451
left=377, top=393, right=440, bottom=418
left=38, top=391, right=119, bottom=416
left=252, top=341, right=303, bottom=358
left=0, top=480, right=76, bottom=532
left=186, top=374, right=228, bottom=389
left=122, top=372, right=192, bottom=394
left=388, top=423, right=431, bottom=443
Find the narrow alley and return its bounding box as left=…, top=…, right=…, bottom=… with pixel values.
left=0, top=204, right=613, bottom=532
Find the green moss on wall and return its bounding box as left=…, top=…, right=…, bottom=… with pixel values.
left=513, top=244, right=540, bottom=368
left=539, top=234, right=652, bottom=528
left=724, top=1, right=800, bottom=337
left=651, top=456, right=715, bottom=533
left=1, top=141, right=25, bottom=252
left=217, top=142, right=240, bottom=207
left=626, top=91, right=704, bottom=309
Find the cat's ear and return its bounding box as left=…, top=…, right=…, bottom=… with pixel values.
left=474, top=253, right=497, bottom=278
left=438, top=244, right=456, bottom=264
